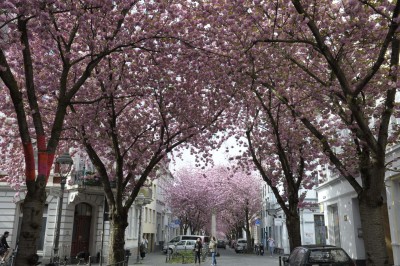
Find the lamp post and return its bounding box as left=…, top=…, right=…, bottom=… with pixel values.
left=53, top=152, right=73, bottom=265
left=135, top=193, right=152, bottom=264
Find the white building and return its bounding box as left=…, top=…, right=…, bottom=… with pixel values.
left=0, top=157, right=174, bottom=264
left=260, top=183, right=323, bottom=254
left=317, top=143, right=400, bottom=265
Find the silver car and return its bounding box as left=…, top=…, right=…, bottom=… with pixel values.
left=174, top=240, right=197, bottom=253
left=235, top=238, right=247, bottom=253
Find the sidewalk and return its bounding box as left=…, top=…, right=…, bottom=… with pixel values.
left=85, top=252, right=184, bottom=266
left=85, top=249, right=283, bottom=266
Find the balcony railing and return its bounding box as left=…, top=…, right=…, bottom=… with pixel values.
left=71, top=170, right=102, bottom=188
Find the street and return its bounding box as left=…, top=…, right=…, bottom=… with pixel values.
left=128, top=247, right=283, bottom=266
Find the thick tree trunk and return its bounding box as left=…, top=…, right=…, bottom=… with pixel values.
left=359, top=194, right=389, bottom=266
left=286, top=212, right=301, bottom=252
left=15, top=178, right=46, bottom=266
left=108, top=211, right=128, bottom=265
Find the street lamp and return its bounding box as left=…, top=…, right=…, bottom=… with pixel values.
left=135, top=193, right=152, bottom=264
left=53, top=152, right=73, bottom=265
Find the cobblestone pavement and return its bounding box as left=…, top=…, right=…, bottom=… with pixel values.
left=121, top=247, right=283, bottom=266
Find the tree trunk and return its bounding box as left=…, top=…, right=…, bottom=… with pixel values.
left=108, top=211, right=128, bottom=265
left=15, top=178, right=46, bottom=266
left=244, top=207, right=252, bottom=252
left=359, top=194, right=389, bottom=266
left=286, top=212, right=301, bottom=252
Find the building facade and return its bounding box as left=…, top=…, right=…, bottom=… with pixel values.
left=0, top=157, right=174, bottom=263
left=259, top=183, right=323, bottom=254
left=316, top=143, right=400, bottom=265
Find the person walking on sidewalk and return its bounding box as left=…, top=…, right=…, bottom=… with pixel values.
left=209, top=236, right=217, bottom=266
left=267, top=237, right=275, bottom=257
left=140, top=236, right=148, bottom=260
left=0, top=231, right=11, bottom=264
left=194, top=238, right=203, bottom=265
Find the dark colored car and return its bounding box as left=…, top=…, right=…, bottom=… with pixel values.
left=282, top=245, right=355, bottom=266
left=217, top=240, right=226, bottom=249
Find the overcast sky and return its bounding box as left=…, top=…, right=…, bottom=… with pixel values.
left=169, top=137, right=243, bottom=174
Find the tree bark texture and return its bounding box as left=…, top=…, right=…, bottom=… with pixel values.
left=359, top=194, right=389, bottom=266
left=108, top=211, right=128, bottom=265
left=244, top=207, right=252, bottom=253
left=15, top=178, right=46, bottom=266
left=286, top=212, right=301, bottom=252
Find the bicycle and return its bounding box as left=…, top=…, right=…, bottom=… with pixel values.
left=254, top=245, right=259, bottom=255
left=1, top=247, right=16, bottom=266
left=1, top=245, right=41, bottom=266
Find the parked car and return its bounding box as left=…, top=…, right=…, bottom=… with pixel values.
left=234, top=238, right=247, bottom=253
left=163, top=235, right=209, bottom=253
left=282, top=245, right=355, bottom=266
left=174, top=240, right=197, bottom=253
left=217, top=240, right=226, bottom=249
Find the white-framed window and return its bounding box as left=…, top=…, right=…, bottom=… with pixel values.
left=127, top=207, right=134, bottom=238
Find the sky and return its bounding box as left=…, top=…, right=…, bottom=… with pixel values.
left=168, top=137, right=242, bottom=174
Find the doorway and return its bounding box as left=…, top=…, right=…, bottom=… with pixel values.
left=328, top=204, right=341, bottom=247
left=314, top=214, right=326, bottom=245
left=71, top=203, right=92, bottom=257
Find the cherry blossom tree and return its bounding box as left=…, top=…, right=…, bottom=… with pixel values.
left=165, top=166, right=262, bottom=251
left=187, top=1, right=399, bottom=264
left=236, top=96, right=324, bottom=251
left=65, top=39, right=236, bottom=262
left=0, top=1, right=208, bottom=264
left=165, top=168, right=210, bottom=235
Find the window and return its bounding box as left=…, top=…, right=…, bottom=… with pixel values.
left=149, top=209, right=153, bottom=223
left=309, top=249, right=351, bottom=263
left=134, top=208, right=139, bottom=237
left=127, top=207, right=134, bottom=238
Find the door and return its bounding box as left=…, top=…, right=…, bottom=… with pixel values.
left=314, top=215, right=326, bottom=245
left=71, top=203, right=92, bottom=256
left=328, top=204, right=341, bottom=247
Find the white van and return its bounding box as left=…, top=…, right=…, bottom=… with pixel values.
left=163, top=235, right=210, bottom=253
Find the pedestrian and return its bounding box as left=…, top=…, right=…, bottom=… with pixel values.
left=0, top=231, right=10, bottom=264
left=193, top=238, right=202, bottom=265
left=209, top=236, right=217, bottom=266
left=259, top=242, right=264, bottom=256
left=140, top=235, right=148, bottom=260
left=267, top=237, right=275, bottom=257
left=142, top=235, right=148, bottom=250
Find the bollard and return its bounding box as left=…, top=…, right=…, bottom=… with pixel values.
left=279, top=256, right=282, bottom=266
